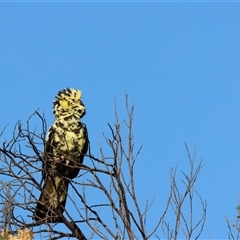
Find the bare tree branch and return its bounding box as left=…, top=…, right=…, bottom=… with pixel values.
left=0, top=95, right=206, bottom=239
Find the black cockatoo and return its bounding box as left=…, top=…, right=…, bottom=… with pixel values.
left=33, top=88, right=88, bottom=223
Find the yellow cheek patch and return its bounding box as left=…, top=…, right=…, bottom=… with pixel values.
left=60, top=100, right=69, bottom=110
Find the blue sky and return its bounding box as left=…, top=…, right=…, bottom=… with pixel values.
left=0, top=2, right=240, bottom=239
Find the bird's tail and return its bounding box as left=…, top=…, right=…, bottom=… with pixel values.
left=33, top=175, right=69, bottom=223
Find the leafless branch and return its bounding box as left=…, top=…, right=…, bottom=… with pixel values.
left=0, top=95, right=207, bottom=239
left=161, top=143, right=206, bottom=240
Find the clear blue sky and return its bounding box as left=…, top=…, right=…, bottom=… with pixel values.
left=0, top=2, right=240, bottom=239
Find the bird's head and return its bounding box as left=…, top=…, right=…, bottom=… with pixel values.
left=53, top=88, right=86, bottom=119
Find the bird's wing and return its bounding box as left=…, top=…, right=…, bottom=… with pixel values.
left=42, top=125, right=55, bottom=180
left=65, top=122, right=89, bottom=179
left=78, top=122, right=89, bottom=162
